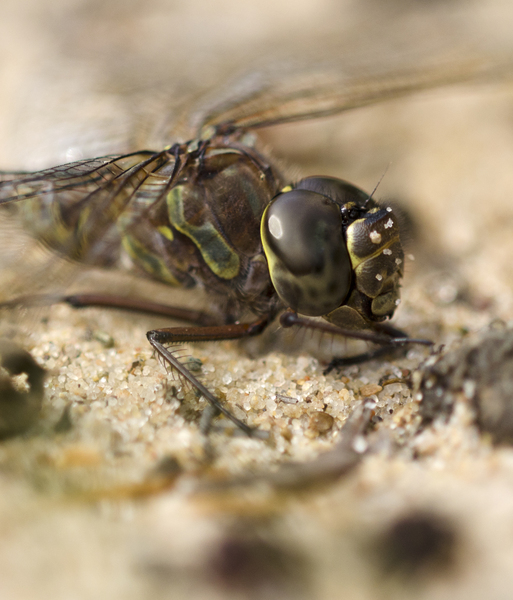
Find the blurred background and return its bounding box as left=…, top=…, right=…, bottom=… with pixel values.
left=1, top=1, right=513, bottom=599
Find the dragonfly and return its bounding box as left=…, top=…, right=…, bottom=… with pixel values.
left=0, top=53, right=506, bottom=437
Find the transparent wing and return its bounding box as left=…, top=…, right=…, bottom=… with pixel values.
left=0, top=149, right=180, bottom=303
left=191, top=50, right=513, bottom=135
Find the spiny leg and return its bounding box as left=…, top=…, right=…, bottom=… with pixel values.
left=147, top=316, right=273, bottom=437
left=323, top=346, right=407, bottom=374
left=279, top=311, right=433, bottom=374
left=322, top=322, right=426, bottom=373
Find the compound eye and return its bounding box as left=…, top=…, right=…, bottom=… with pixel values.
left=295, top=176, right=370, bottom=207
left=261, top=189, right=352, bottom=316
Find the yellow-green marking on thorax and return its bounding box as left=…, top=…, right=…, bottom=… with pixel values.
left=166, top=187, right=240, bottom=280
left=121, top=234, right=181, bottom=286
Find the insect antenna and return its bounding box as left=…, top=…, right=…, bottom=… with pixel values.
left=366, top=163, right=391, bottom=206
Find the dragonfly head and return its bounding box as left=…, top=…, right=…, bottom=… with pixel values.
left=261, top=176, right=404, bottom=328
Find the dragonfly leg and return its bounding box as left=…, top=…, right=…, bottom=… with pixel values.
left=64, top=293, right=221, bottom=326
left=147, top=315, right=272, bottom=436
left=323, top=346, right=407, bottom=374
left=279, top=311, right=433, bottom=374
left=324, top=322, right=428, bottom=373
left=0, top=292, right=221, bottom=327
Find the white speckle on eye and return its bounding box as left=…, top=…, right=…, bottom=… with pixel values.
left=268, top=215, right=283, bottom=239
left=386, top=207, right=393, bottom=212
left=369, top=230, right=382, bottom=244
left=384, top=218, right=394, bottom=229
left=375, top=274, right=383, bottom=281
left=395, top=298, right=401, bottom=306
left=383, top=248, right=392, bottom=255
left=395, top=258, right=403, bottom=265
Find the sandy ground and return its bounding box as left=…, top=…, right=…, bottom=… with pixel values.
left=1, top=1, right=513, bottom=599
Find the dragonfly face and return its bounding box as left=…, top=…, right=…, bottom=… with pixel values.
left=262, top=176, right=404, bottom=329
